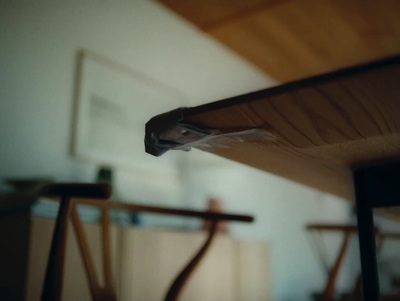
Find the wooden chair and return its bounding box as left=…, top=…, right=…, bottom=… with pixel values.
left=307, top=224, right=400, bottom=301
left=39, top=183, right=112, bottom=301
left=39, top=183, right=253, bottom=301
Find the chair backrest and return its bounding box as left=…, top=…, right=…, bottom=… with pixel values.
left=39, top=183, right=254, bottom=301
left=39, top=183, right=111, bottom=301
left=70, top=201, right=117, bottom=301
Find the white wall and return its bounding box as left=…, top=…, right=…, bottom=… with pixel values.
left=181, top=150, right=356, bottom=300
left=0, top=1, right=372, bottom=301
left=0, top=0, right=273, bottom=186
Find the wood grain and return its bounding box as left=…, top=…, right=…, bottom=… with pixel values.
left=158, top=0, right=284, bottom=29
left=157, top=0, right=400, bottom=82
left=176, top=56, right=400, bottom=201
left=185, top=59, right=400, bottom=148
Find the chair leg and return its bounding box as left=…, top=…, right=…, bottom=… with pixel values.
left=164, top=221, right=218, bottom=301
left=71, top=204, right=117, bottom=301
left=41, top=197, right=72, bottom=301
left=321, top=231, right=351, bottom=301
left=38, top=183, right=113, bottom=300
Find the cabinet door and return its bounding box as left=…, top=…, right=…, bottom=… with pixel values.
left=119, top=228, right=238, bottom=301
left=236, top=240, right=272, bottom=301
left=26, top=219, right=271, bottom=301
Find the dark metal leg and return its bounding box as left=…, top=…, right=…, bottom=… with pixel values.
left=354, top=172, right=380, bottom=301
left=41, top=197, right=71, bottom=301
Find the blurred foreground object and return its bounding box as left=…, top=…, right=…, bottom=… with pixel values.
left=38, top=183, right=253, bottom=301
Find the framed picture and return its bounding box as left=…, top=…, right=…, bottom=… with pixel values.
left=72, top=50, right=185, bottom=180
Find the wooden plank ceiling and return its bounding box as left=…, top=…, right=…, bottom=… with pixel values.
left=157, top=0, right=400, bottom=82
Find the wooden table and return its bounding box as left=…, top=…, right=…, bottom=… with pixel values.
left=145, top=56, right=400, bottom=301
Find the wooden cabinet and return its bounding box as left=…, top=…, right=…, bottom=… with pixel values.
left=21, top=218, right=271, bottom=301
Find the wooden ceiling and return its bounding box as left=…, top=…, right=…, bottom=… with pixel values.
left=158, top=0, right=400, bottom=82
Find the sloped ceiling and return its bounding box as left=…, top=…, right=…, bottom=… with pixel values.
left=157, top=0, right=400, bottom=82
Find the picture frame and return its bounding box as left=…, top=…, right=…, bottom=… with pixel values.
left=71, top=50, right=185, bottom=180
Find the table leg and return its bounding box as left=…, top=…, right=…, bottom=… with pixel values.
left=354, top=171, right=380, bottom=301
